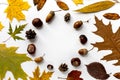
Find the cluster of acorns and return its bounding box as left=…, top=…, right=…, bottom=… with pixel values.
left=25, top=10, right=90, bottom=72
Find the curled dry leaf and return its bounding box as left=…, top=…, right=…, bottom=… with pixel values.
left=37, top=0, right=46, bottom=11
left=75, top=1, right=115, bottom=13
left=56, top=0, right=69, bottom=10
left=103, top=13, right=120, bottom=20
left=86, top=62, right=109, bottom=79
left=114, top=72, right=120, bottom=79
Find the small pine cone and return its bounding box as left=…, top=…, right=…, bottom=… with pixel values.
left=26, top=29, right=36, bottom=39
left=59, top=63, right=68, bottom=72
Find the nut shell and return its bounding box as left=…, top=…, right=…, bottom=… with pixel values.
left=46, top=11, right=55, bottom=23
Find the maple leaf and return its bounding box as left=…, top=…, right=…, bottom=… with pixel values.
left=92, top=16, right=120, bottom=65
left=5, top=0, right=30, bottom=21
left=8, top=23, right=27, bottom=40
left=67, top=70, right=83, bottom=80
left=0, top=44, right=32, bottom=80
left=72, top=0, right=83, bottom=5
left=29, top=66, right=53, bottom=80
left=0, top=22, right=4, bottom=31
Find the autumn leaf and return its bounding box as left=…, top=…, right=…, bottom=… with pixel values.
left=92, top=16, right=120, bottom=65
left=0, top=22, right=4, bottom=31
left=0, top=44, right=32, bottom=80
left=67, top=70, right=83, bottom=80
left=8, top=23, right=27, bottom=40
left=75, top=1, right=115, bottom=13
left=114, top=72, right=120, bottom=79
left=29, top=66, right=53, bottom=80
left=72, top=0, right=83, bottom=5
left=56, top=0, right=69, bottom=10
left=103, top=13, right=120, bottom=20
left=37, top=0, right=46, bottom=11
left=5, top=0, right=30, bottom=21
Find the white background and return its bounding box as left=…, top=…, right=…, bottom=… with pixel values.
left=0, top=0, right=120, bottom=80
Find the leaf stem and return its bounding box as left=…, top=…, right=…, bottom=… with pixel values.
left=3, top=36, right=11, bottom=43
left=58, top=77, right=66, bottom=79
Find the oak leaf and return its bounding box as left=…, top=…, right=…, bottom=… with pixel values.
left=92, top=16, right=120, bottom=65
left=0, top=44, right=32, bottom=80
left=5, top=0, right=30, bottom=21
left=75, top=1, right=115, bottom=13
left=8, top=23, right=27, bottom=40
left=56, top=0, right=69, bottom=10
left=29, top=66, right=53, bottom=80
left=72, top=0, right=83, bottom=5
left=0, top=22, right=4, bottom=31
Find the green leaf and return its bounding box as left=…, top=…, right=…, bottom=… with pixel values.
left=0, top=44, right=32, bottom=79
left=75, top=1, right=115, bottom=13
left=8, top=23, right=27, bottom=40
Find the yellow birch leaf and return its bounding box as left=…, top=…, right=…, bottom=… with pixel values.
left=0, top=22, right=4, bottom=31
left=73, top=0, right=83, bottom=5
left=75, top=1, right=115, bottom=13
left=5, top=0, right=30, bottom=21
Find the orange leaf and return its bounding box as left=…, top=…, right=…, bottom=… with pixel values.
left=56, top=0, right=69, bottom=10
left=37, top=0, right=46, bottom=11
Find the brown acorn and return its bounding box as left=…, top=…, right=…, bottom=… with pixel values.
left=78, top=48, right=88, bottom=55
left=34, top=57, right=43, bottom=63
left=46, top=11, right=55, bottom=23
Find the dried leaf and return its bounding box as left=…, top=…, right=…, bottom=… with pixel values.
left=114, top=72, right=120, bottom=79
left=56, top=0, right=69, bottom=10
left=72, top=0, right=83, bottom=5
left=75, top=1, right=115, bottom=13
left=33, top=0, right=39, bottom=5
left=86, top=62, right=109, bottom=79
left=0, top=44, right=32, bottom=80
left=29, top=66, right=53, bottom=80
left=8, top=23, right=27, bottom=40
left=92, top=16, right=120, bottom=65
left=5, top=0, right=30, bottom=21
left=67, top=70, right=83, bottom=80
left=0, top=22, right=4, bottom=31
left=103, top=13, right=120, bottom=20
left=37, top=0, right=46, bottom=11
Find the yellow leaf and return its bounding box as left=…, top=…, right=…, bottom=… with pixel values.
left=73, top=0, right=83, bottom=5
left=40, top=71, right=53, bottom=80
left=29, top=66, right=53, bottom=80
left=0, top=22, right=4, bottom=31
left=75, top=1, right=115, bottom=13
left=5, top=0, right=30, bottom=21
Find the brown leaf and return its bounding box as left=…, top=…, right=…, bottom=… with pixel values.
left=67, top=70, right=83, bottom=80
left=33, top=0, right=40, bottom=5
left=56, top=0, right=69, bottom=10
left=114, top=72, right=120, bottom=79
left=37, top=0, right=46, bottom=11
left=103, top=13, right=120, bottom=20
left=86, top=62, right=109, bottom=79
left=92, top=16, right=120, bottom=65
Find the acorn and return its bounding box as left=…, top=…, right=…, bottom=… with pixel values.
left=78, top=48, right=88, bottom=55
left=46, top=11, right=55, bottom=23
left=34, top=56, right=43, bottom=63
left=74, top=21, right=83, bottom=29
